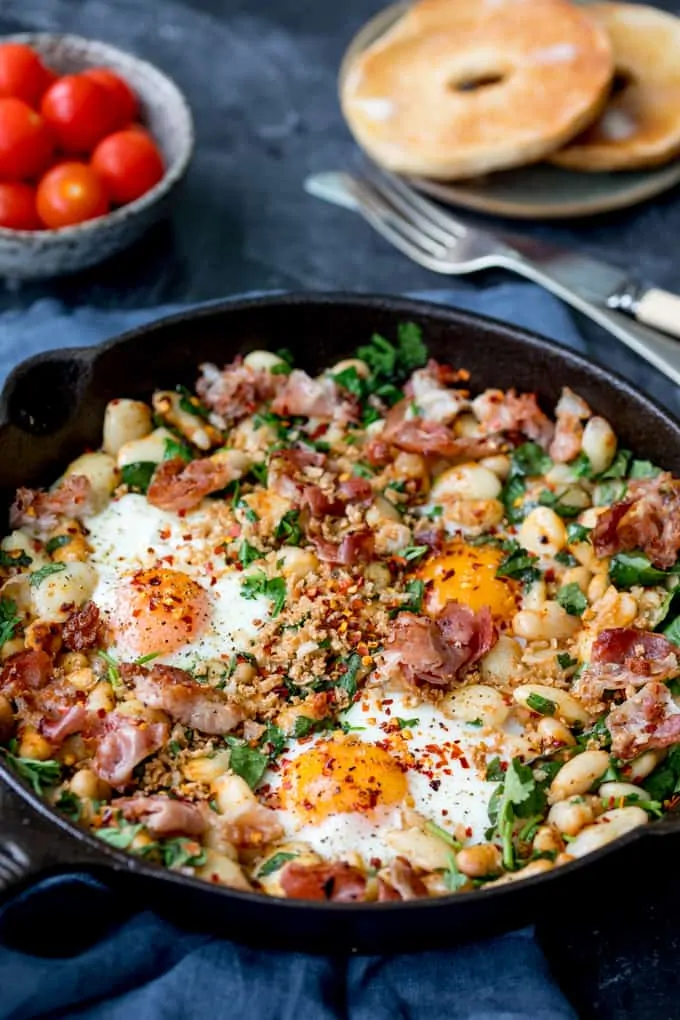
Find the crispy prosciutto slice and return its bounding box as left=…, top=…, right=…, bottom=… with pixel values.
left=387, top=857, right=429, bottom=900
left=195, top=358, right=282, bottom=421
left=381, top=399, right=502, bottom=459
left=62, top=601, right=102, bottom=652
left=10, top=475, right=95, bottom=532
left=405, top=362, right=470, bottom=424
left=592, top=473, right=680, bottom=569
left=279, top=861, right=367, bottom=902
left=113, top=795, right=208, bottom=837
left=147, top=453, right=247, bottom=513
left=574, top=628, right=680, bottom=710
left=608, top=681, right=680, bottom=759
left=0, top=649, right=52, bottom=698
left=472, top=388, right=554, bottom=450
left=312, top=530, right=375, bottom=565
left=378, top=600, right=497, bottom=689
left=271, top=370, right=357, bottom=422
left=128, top=663, right=243, bottom=736
left=91, top=712, right=168, bottom=789
left=548, top=387, right=591, bottom=463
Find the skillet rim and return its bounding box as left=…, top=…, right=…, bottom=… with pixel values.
left=1, top=289, right=679, bottom=918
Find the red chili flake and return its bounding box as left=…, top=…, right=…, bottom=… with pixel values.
left=210, top=576, right=218, bottom=587
left=159, top=528, right=171, bottom=540
left=544, top=568, right=556, bottom=583
left=460, top=757, right=470, bottom=769
left=183, top=534, right=193, bottom=541
left=429, top=779, right=441, bottom=791
left=465, top=826, right=472, bottom=838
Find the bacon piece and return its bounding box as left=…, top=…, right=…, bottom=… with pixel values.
left=387, top=857, right=428, bottom=900
left=279, top=861, right=367, bottom=902
left=147, top=455, right=245, bottom=513
left=472, top=389, right=554, bottom=450
left=0, top=649, right=52, bottom=698
left=377, top=878, right=402, bottom=901
left=114, top=795, right=208, bottom=837
left=379, top=601, right=497, bottom=689
left=128, top=663, right=243, bottom=735
left=195, top=358, right=282, bottom=421
left=337, top=477, right=373, bottom=504
left=592, top=473, right=680, bottom=569
left=303, top=485, right=344, bottom=517
left=364, top=437, right=393, bottom=467
left=413, top=520, right=445, bottom=553
left=271, top=370, right=357, bottom=422
left=405, top=362, right=470, bottom=424
left=10, top=475, right=95, bottom=532
left=312, top=530, right=375, bottom=565
left=549, top=387, right=591, bottom=463
left=574, top=628, right=680, bottom=710
left=62, top=601, right=101, bottom=652
left=607, top=681, right=680, bottom=759
left=92, top=711, right=168, bottom=789
left=382, top=399, right=502, bottom=459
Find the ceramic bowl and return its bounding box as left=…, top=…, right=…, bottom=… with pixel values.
left=0, top=33, right=194, bottom=279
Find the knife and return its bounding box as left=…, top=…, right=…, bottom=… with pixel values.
left=305, top=170, right=680, bottom=385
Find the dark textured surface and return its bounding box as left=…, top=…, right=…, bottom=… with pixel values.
left=1, top=0, right=680, bottom=1014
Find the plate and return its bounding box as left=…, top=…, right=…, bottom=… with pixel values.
left=339, top=2, right=680, bottom=220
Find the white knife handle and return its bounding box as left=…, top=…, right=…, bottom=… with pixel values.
left=635, top=289, right=680, bottom=341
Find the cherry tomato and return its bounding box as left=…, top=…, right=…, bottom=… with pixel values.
left=36, top=161, right=109, bottom=228
left=0, top=43, right=52, bottom=106
left=0, top=97, right=54, bottom=179
left=82, top=68, right=138, bottom=129
left=40, top=73, right=116, bottom=153
left=91, top=128, right=164, bottom=204
left=0, top=182, right=40, bottom=230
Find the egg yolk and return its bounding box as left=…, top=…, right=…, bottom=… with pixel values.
left=111, top=567, right=211, bottom=656
left=281, top=738, right=408, bottom=821
left=419, top=540, right=519, bottom=624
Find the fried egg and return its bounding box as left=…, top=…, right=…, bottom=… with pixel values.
left=419, top=539, right=519, bottom=627
left=263, top=687, right=502, bottom=865
left=85, top=493, right=268, bottom=667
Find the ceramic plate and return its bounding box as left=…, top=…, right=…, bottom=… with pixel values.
left=339, top=2, right=680, bottom=220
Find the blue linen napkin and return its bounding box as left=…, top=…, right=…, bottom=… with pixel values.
left=0, top=283, right=595, bottom=1020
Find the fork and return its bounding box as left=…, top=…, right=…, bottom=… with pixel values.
left=305, top=167, right=680, bottom=387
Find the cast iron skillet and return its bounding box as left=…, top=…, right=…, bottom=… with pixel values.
left=1, top=292, right=679, bottom=954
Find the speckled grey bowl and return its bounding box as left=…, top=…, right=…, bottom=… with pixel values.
left=0, top=33, right=194, bottom=279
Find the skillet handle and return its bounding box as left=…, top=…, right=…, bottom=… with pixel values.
left=0, top=780, right=110, bottom=902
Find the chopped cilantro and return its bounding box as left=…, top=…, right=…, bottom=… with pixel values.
left=356, top=321, right=427, bottom=384
left=599, top=449, right=631, bottom=480
left=569, top=452, right=593, bottom=478
left=488, top=757, right=547, bottom=870
left=402, top=579, right=425, bottom=614
left=566, top=522, right=591, bottom=544
left=249, top=461, right=268, bottom=486
left=45, top=535, right=72, bottom=556
left=29, top=562, right=66, bottom=587
left=425, top=819, right=461, bottom=849
left=396, top=717, right=419, bottom=730
left=333, top=366, right=365, bottom=398
left=164, top=436, right=193, bottom=463
left=97, top=820, right=143, bottom=849
left=593, top=479, right=627, bottom=507
left=396, top=545, right=428, bottom=562
left=486, top=757, right=505, bottom=782
left=557, top=652, right=578, bottom=670
left=1, top=750, right=62, bottom=795
left=176, top=384, right=210, bottom=420
left=556, top=583, right=587, bottom=616
left=274, top=509, right=303, bottom=546
left=609, top=551, right=675, bottom=589
left=121, top=461, right=157, bottom=494
left=538, top=490, right=582, bottom=518
left=555, top=550, right=578, bottom=566
left=496, top=543, right=540, bottom=586
left=224, top=736, right=268, bottom=789
left=526, top=693, right=556, bottom=716
left=240, top=571, right=286, bottom=616
left=443, top=852, right=467, bottom=892
left=424, top=505, right=443, bottom=519
left=511, top=442, right=553, bottom=478
left=336, top=652, right=362, bottom=699
left=0, top=548, right=32, bottom=568
left=258, top=852, right=297, bottom=877
left=629, top=459, right=661, bottom=480
left=352, top=461, right=375, bottom=479
left=0, top=598, right=21, bottom=647
left=55, top=789, right=82, bottom=821
left=260, top=722, right=287, bottom=760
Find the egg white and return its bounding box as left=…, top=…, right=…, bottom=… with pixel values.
left=84, top=493, right=269, bottom=668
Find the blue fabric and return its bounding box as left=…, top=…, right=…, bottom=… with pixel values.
left=0, top=284, right=587, bottom=1020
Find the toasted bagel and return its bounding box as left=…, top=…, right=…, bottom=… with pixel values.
left=551, top=3, right=680, bottom=172
left=340, top=0, right=613, bottom=180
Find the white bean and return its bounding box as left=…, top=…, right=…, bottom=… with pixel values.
left=566, top=807, right=648, bottom=859
left=212, top=773, right=257, bottom=817
left=183, top=750, right=232, bottom=783
left=581, top=417, right=617, bottom=475
left=479, top=635, right=522, bottom=684
left=598, top=781, right=648, bottom=803
left=196, top=849, right=252, bottom=890
left=537, top=716, right=576, bottom=749
left=446, top=683, right=510, bottom=728
left=243, top=350, right=287, bottom=372
left=547, top=795, right=596, bottom=836
left=64, top=453, right=118, bottom=511
left=1, top=530, right=48, bottom=570
left=518, top=506, right=567, bottom=557
left=102, top=399, right=153, bottom=456
left=478, top=454, right=511, bottom=480
left=625, top=749, right=666, bottom=783
left=513, top=601, right=579, bottom=641
left=486, top=859, right=554, bottom=887
left=430, top=463, right=501, bottom=502
left=513, top=684, right=590, bottom=725
left=31, top=562, right=98, bottom=622
left=561, top=565, right=592, bottom=593
left=386, top=827, right=452, bottom=871
left=276, top=547, right=320, bottom=585
left=548, top=749, right=610, bottom=803
left=117, top=427, right=174, bottom=469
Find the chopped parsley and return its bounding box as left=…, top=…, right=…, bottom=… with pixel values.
left=569, top=452, right=593, bottom=478
left=29, top=562, right=67, bottom=587
left=45, top=535, right=72, bottom=556
left=249, top=461, right=268, bottom=486
left=0, top=548, right=32, bottom=568
left=593, top=479, right=627, bottom=507
left=401, top=579, right=425, bottom=614
left=335, top=653, right=361, bottom=699
left=235, top=498, right=259, bottom=524
left=356, top=321, right=427, bottom=383
left=121, top=461, right=157, bottom=494
left=258, top=852, right=297, bottom=877
left=55, top=790, right=82, bottom=821
left=97, top=819, right=143, bottom=849
left=609, top=551, right=676, bottom=589
left=176, top=384, right=210, bottom=420
left=526, top=693, right=556, bottom=716
left=238, top=539, right=262, bottom=567
left=442, top=852, right=467, bottom=892
left=644, top=744, right=680, bottom=802
left=554, top=550, right=578, bottom=566
left=396, top=545, right=428, bottom=562
left=352, top=461, right=375, bottom=479
left=424, top=505, right=443, bottom=519
left=556, top=582, right=587, bottom=617
left=496, top=542, right=540, bottom=586
left=499, top=443, right=551, bottom=524
left=538, top=490, right=582, bottom=518
left=240, top=571, right=286, bottom=616
left=0, top=598, right=21, bottom=647
left=629, top=459, right=661, bottom=480
left=599, top=449, right=631, bottom=480
left=424, top=819, right=461, bottom=850
left=333, top=365, right=365, bottom=398
left=487, top=757, right=547, bottom=870
left=260, top=721, right=287, bottom=760
left=557, top=652, right=578, bottom=670
left=396, top=717, right=419, bottom=730
left=224, top=736, right=268, bottom=789
left=1, top=750, right=62, bottom=795
left=164, top=436, right=193, bottom=463
left=274, top=509, right=303, bottom=546
left=566, top=522, right=591, bottom=544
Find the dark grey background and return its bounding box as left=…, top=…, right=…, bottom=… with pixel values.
left=1, top=0, right=680, bottom=1016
